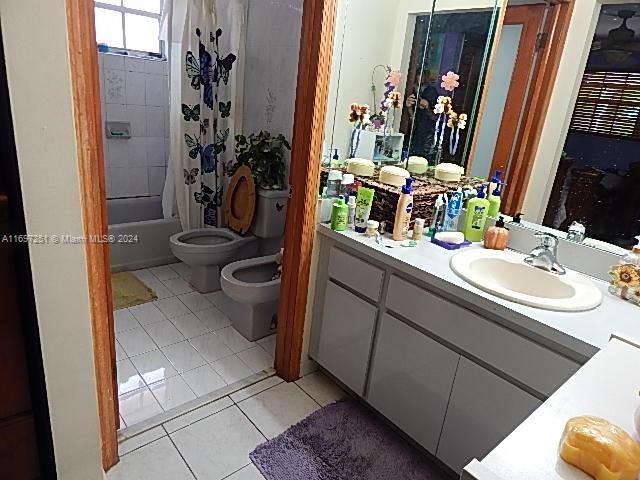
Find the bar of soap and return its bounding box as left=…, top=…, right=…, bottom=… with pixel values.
left=434, top=231, right=465, bottom=244
left=559, top=416, right=640, bottom=480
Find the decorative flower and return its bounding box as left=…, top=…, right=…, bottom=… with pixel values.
left=447, top=112, right=458, bottom=129
left=610, top=264, right=640, bottom=289
left=349, top=103, right=360, bottom=123
left=441, top=71, right=460, bottom=92
left=434, top=96, right=454, bottom=115
left=387, top=70, right=402, bottom=87
left=458, top=113, right=468, bottom=130
left=388, top=91, right=402, bottom=109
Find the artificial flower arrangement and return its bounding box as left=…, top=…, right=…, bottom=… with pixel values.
left=348, top=103, right=371, bottom=158
left=433, top=71, right=468, bottom=158
left=609, top=263, right=640, bottom=306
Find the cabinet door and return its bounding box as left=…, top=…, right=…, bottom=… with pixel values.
left=437, top=357, right=542, bottom=473
left=316, top=281, right=378, bottom=395
left=367, top=313, right=460, bottom=454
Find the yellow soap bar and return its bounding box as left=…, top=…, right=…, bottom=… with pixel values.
left=559, top=416, right=640, bottom=480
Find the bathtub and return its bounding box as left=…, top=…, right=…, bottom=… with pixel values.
left=108, top=197, right=181, bottom=272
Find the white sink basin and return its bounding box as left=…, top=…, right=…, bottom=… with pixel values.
left=450, top=249, right=603, bottom=312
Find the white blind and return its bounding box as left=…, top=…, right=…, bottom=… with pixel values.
left=569, top=71, right=640, bottom=140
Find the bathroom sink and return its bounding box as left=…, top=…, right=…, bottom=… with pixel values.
left=450, top=249, right=603, bottom=312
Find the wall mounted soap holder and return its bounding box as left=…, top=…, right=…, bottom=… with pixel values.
left=105, top=121, right=131, bottom=139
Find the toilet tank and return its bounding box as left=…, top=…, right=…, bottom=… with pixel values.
left=252, top=188, right=289, bottom=239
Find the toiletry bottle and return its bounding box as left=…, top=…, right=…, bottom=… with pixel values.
left=463, top=185, right=490, bottom=242
left=443, top=188, right=463, bottom=232
left=428, top=194, right=446, bottom=237
left=484, top=216, right=510, bottom=250
left=347, top=195, right=356, bottom=227
left=326, top=170, right=343, bottom=198
left=412, top=218, right=425, bottom=241
left=330, top=198, right=348, bottom=231
left=341, top=174, right=355, bottom=199
left=354, top=187, right=375, bottom=233
left=320, top=187, right=333, bottom=223
left=365, top=220, right=379, bottom=237
left=393, top=177, right=414, bottom=241
left=331, top=149, right=340, bottom=168
left=488, top=183, right=502, bottom=218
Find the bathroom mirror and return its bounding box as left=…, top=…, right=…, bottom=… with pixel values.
left=467, top=1, right=640, bottom=254
left=323, top=0, right=504, bottom=169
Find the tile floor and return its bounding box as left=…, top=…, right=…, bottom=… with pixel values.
left=115, top=262, right=277, bottom=428
left=107, top=371, right=347, bottom=480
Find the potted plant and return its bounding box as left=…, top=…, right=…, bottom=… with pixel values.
left=231, top=131, right=291, bottom=190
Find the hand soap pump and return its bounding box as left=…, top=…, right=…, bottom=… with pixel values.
left=488, top=170, right=503, bottom=218
left=392, top=177, right=414, bottom=241
left=330, top=198, right=348, bottom=231
left=463, top=184, right=490, bottom=242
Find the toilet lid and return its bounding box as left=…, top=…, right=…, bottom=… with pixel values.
left=224, top=165, right=256, bottom=235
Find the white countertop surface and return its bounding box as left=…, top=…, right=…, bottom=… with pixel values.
left=473, top=337, right=640, bottom=480
left=318, top=225, right=640, bottom=360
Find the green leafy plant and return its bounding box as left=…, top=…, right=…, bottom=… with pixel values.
left=232, top=131, right=291, bottom=190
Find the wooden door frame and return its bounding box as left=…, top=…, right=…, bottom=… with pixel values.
left=275, top=0, right=338, bottom=381
left=485, top=0, right=575, bottom=215
left=65, top=0, right=119, bottom=470
left=64, top=0, right=339, bottom=468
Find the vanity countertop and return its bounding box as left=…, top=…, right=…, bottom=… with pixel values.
left=463, top=336, right=640, bottom=480
left=317, top=224, right=640, bottom=361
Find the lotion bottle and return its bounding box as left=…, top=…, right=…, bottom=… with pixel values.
left=463, top=185, right=490, bottom=242
left=392, top=177, right=414, bottom=241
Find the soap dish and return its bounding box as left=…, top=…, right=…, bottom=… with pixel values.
left=431, top=236, right=471, bottom=250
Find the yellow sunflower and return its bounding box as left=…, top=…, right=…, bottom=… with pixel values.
left=610, top=264, right=640, bottom=288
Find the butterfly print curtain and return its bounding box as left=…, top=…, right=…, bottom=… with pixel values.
left=161, top=0, right=246, bottom=230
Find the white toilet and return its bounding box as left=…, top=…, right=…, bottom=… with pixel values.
left=169, top=165, right=288, bottom=294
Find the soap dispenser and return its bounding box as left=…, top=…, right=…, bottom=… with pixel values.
left=463, top=185, right=490, bottom=242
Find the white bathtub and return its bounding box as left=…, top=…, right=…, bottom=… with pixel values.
left=108, top=197, right=181, bottom=272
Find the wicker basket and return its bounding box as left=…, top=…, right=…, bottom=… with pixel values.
left=320, top=167, right=482, bottom=228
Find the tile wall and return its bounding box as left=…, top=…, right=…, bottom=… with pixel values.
left=99, top=53, right=169, bottom=199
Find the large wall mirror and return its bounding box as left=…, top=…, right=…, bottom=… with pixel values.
left=321, top=0, right=640, bottom=258
left=323, top=0, right=504, bottom=169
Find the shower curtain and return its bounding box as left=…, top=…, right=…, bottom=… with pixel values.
left=161, top=0, right=246, bottom=231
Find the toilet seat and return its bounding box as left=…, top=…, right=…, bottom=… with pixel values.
left=224, top=165, right=256, bottom=235
left=220, top=254, right=280, bottom=305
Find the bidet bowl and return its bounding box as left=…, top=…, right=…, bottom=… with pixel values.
left=450, top=249, right=603, bottom=312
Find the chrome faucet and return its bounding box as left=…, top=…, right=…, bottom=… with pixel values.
left=524, top=233, right=566, bottom=275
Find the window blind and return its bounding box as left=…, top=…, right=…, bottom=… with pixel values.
left=569, top=71, right=640, bottom=140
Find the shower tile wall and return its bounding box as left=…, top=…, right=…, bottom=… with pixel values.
left=99, top=53, right=169, bottom=199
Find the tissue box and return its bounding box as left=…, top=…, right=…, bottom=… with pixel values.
left=609, top=264, right=640, bottom=306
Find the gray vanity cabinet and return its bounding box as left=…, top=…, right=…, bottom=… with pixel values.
left=436, top=357, right=542, bottom=473
left=367, top=313, right=460, bottom=454
left=316, top=281, right=378, bottom=396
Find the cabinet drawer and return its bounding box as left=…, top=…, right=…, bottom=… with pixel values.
left=387, top=275, right=580, bottom=397
left=368, top=313, right=459, bottom=454
left=328, top=247, right=384, bottom=302
left=316, top=281, right=378, bottom=395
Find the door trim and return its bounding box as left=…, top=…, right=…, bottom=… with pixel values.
left=65, top=0, right=119, bottom=470
left=275, top=0, right=338, bottom=381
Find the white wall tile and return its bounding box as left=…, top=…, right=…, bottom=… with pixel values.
left=106, top=138, right=130, bottom=168
left=146, top=106, right=165, bottom=137
left=145, top=74, right=168, bottom=107
left=126, top=105, right=147, bottom=137
left=129, top=138, right=147, bottom=167
left=149, top=167, right=167, bottom=196
left=105, top=103, right=126, bottom=122
left=129, top=167, right=150, bottom=197
left=146, top=137, right=167, bottom=167
left=126, top=71, right=147, bottom=106
left=164, top=108, right=170, bottom=137
left=104, top=69, right=126, bottom=104
left=145, top=59, right=168, bottom=75
left=103, top=53, right=125, bottom=70
left=125, top=56, right=146, bottom=73
left=109, top=168, right=129, bottom=198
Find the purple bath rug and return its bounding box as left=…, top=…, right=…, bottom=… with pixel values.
left=249, top=400, right=450, bottom=480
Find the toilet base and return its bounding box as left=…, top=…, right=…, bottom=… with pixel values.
left=190, top=265, right=221, bottom=293
left=224, top=299, right=278, bottom=341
